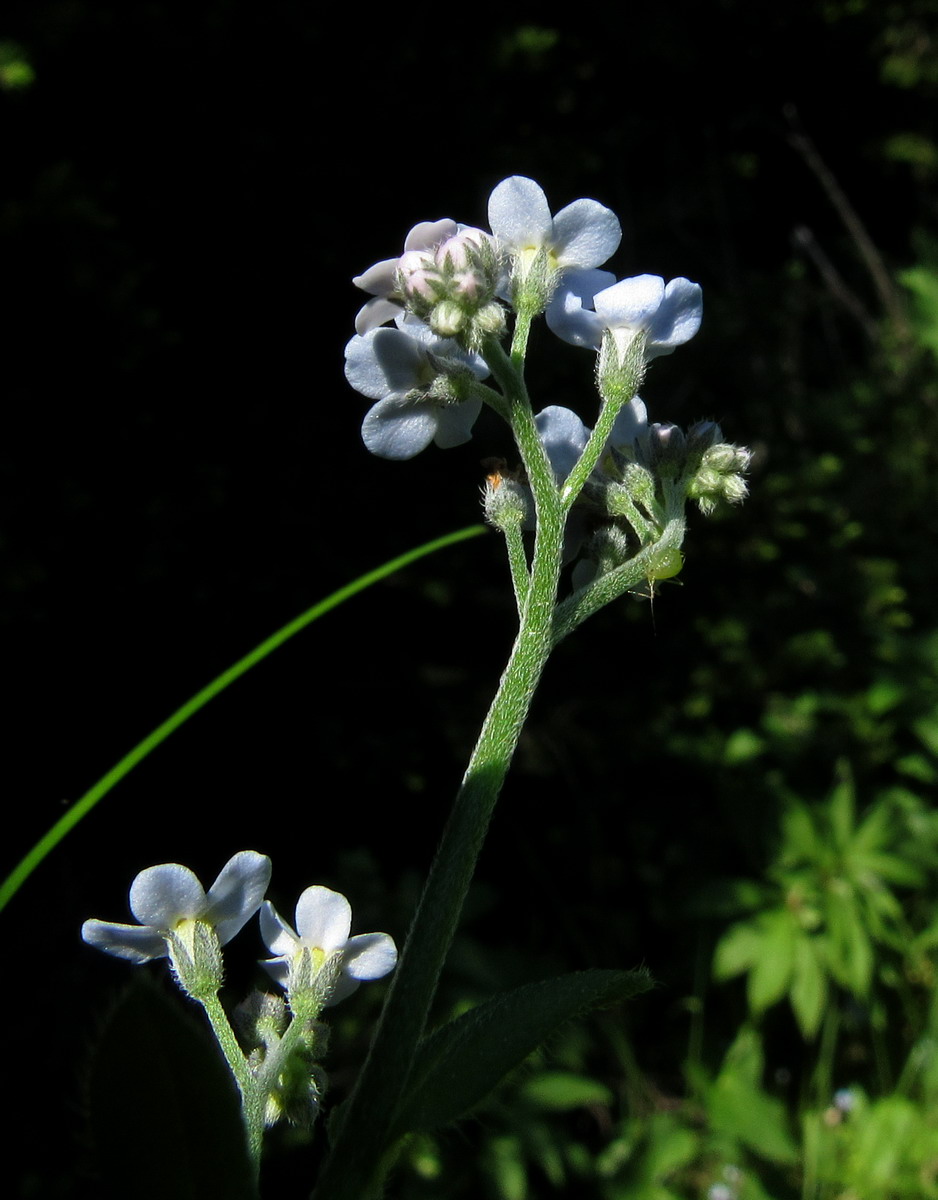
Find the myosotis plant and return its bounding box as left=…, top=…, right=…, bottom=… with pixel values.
left=80, top=175, right=750, bottom=1198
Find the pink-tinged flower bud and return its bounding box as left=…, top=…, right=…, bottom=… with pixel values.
left=397, top=251, right=439, bottom=302
left=451, top=270, right=480, bottom=300
left=436, top=234, right=474, bottom=272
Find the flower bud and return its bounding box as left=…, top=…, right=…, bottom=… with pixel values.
left=686, top=420, right=723, bottom=453
left=483, top=466, right=531, bottom=531
left=429, top=300, right=467, bottom=337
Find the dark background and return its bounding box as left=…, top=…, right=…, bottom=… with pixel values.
left=3, top=1, right=937, bottom=1194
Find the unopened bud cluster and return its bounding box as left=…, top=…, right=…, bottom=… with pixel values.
left=687, top=440, right=752, bottom=515
left=397, top=228, right=504, bottom=346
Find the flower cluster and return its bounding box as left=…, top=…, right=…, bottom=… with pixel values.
left=82, top=853, right=396, bottom=1010
left=345, top=176, right=704, bottom=465
left=83, top=855, right=398, bottom=1144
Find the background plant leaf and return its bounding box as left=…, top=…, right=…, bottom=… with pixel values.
left=87, top=975, right=258, bottom=1200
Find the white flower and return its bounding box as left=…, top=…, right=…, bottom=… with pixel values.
left=260, top=885, right=397, bottom=1007
left=345, top=317, right=488, bottom=460
left=352, top=219, right=459, bottom=334
left=547, top=270, right=703, bottom=360
left=81, top=851, right=272, bottom=964
left=487, top=176, right=621, bottom=278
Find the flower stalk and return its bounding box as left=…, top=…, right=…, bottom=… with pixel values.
left=313, top=337, right=567, bottom=1200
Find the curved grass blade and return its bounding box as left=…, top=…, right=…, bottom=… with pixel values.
left=0, top=525, right=486, bottom=914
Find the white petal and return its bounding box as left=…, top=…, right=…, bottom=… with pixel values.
left=646, top=278, right=703, bottom=349
left=352, top=258, right=399, bottom=297
left=260, top=954, right=290, bottom=986
left=259, top=900, right=300, bottom=958
left=551, top=198, right=621, bottom=269
left=593, top=275, right=665, bottom=330
left=355, top=296, right=403, bottom=336
left=81, top=918, right=168, bottom=964
left=403, top=219, right=457, bottom=252
left=535, top=405, right=590, bottom=481
left=343, top=932, right=398, bottom=981
left=205, top=851, right=272, bottom=946
left=345, top=329, right=426, bottom=400
left=545, top=269, right=613, bottom=348
left=362, top=396, right=438, bottom=460
left=487, top=176, right=552, bottom=248
left=432, top=397, right=482, bottom=449
left=609, top=397, right=648, bottom=449
left=294, top=886, right=352, bottom=951
left=129, top=863, right=206, bottom=928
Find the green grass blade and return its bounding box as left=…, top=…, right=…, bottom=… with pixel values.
left=0, top=525, right=486, bottom=914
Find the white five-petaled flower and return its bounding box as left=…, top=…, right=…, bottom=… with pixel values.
left=352, top=219, right=459, bottom=334
left=546, top=270, right=703, bottom=360
left=81, top=851, right=272, bottom=964
left=345, top=317, right=489, bottom=460
left=487, top=176, right=621, bottom=283
left=260, top=885, right=397, bottom=1007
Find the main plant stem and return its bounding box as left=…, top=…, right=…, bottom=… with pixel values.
left=312, top=338, right=565, bottom=1200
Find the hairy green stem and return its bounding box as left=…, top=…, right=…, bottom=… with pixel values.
left=552, top=516, right=686, bottom=644
left=200, top=992, right=264, bottom=1173
left=312, top=340, right=566, bottom=1200
left=502, top=519, right=531, bottom=614
left=561, top=331, right=647, bottom=508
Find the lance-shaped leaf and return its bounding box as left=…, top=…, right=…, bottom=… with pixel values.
left=391, top=967, right=652, bottom=1136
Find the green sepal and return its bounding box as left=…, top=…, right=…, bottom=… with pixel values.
left=391, top=967, right=652, bottom=1136
left=87, top=974, right=258, bottom=1200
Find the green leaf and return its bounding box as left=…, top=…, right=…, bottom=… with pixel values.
left=87, top=975, right=258, bottom=1200
left=850, top=799, right=893, bottom=856
left=841, top=1096, right=921, bottom=1189
left=712, top=922, right=762, bottom=980
left=824, top=889, right=873, bottom=997
left=519, top=1070, right=614, bottom=1111
left=913, top=715, right=938, bottom=757
left=393, top=968, right=652, bottom=1135
left=789, top=935, right=827, bottom=1038
left=707, top=1030, right=798, bottom=1164
left=485, top=1134, right=528, bottom=1200
left=723, top=727, right=766, bottom=763
left=781, top=802, right=822, bottom=863
left=746, top=909, right=796, bottom=1014
left=640, top=1113, right=700, bottom=1180
left=828, top=772, right=857, bottom=853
